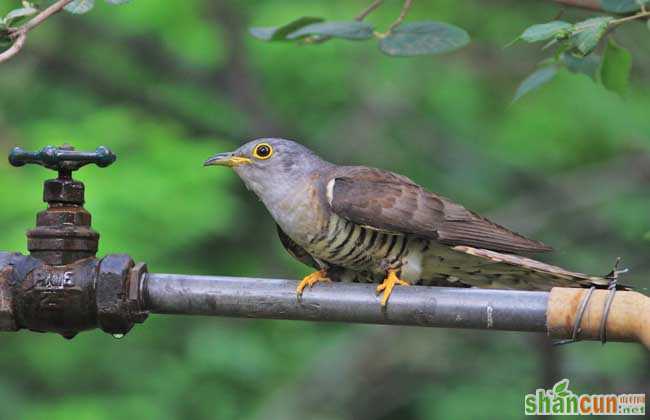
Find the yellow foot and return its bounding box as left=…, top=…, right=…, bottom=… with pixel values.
left=296, top=269, right=330, bottom=298
left=376, top=269, right=410, bottom=307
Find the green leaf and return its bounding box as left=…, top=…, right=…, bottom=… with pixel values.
left=286, top=21, right=374, bottom=40
left=512, top=65, right=558, bottom=102
left=106, top=0, right=131, bottom=4
left=562, top=52, right=601, bottom=80
left=379, top=21, right=470, bottom=56
left=600, top=0, right=647, bottom=13
left=600, top=37, right=632, bottom=96
left=64, top=0, right=95, bottom=14
left=249, top=17, right=324, bottom=41
left=519, top=21, right=572, bottom=43
left=570, top=17, right=613, bottom=56
left=3, top=7, right=38, bottom=25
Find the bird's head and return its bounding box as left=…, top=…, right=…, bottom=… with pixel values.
left=204, top=138, right=328, bottom=199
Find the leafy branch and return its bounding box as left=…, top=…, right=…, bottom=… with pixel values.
left=0, top=0, right=73, bottom=64
left=1, top=0, right=648, bottom=103
left=249, top=0, right=648, bottom=100
left=249, top=0, right=469, bottom=57
left=511, top=0, right=650, bottom=101
left=0, top=0, right=131, bottom=64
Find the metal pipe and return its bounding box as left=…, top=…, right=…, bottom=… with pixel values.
left=144, top=274, right=549, bottom=332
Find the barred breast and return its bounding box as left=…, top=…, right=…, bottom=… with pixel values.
left=306, top=213, right=426, bottom=280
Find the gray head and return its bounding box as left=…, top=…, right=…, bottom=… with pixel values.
left=204, top=138, right=330, bottom=199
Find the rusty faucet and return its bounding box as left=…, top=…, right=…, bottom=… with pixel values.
left=1, top=145, right=148, bottom=339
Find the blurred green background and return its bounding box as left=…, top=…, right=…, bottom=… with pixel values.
left=1, top=1, right=649, bottom=419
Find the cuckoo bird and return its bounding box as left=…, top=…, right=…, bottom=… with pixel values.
left=205, top=138, right=613, bottom=307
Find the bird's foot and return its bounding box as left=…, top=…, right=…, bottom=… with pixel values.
left=376, top=269, right=410, bottom=307
left=296, top=269, right=330, bottom=298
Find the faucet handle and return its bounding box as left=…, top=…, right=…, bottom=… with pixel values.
left=9, top=145, right=116, bottom=173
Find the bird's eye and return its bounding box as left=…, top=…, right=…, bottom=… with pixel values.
left=253, top=143, right=273, bottom=160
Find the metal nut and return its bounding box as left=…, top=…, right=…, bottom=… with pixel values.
left=97, top=254, right=134, bottom=335
left=43, top=179, right=85, bottom=204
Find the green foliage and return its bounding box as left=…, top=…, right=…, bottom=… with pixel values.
left=250, top=13, right=470, bottom=57
left=562, top=52, right=601, bottom=79
left=571, top=17, right=613, bottom=56
left=512, top=64, right=558, bottom=102
left=600, top=37, right=632, bottom=96
left=518, top=21, right=572, bottom=43
left=516, top=33, right=634, bottom=101
left=600, top=0, right=648, bottom=13
left=65, top=0, right=95, bottom=14
left=0, top=0, right=131, bottom=48
left=287, top=21, right=374, bottom=40
left=1, top=3, right=38, bottom=32
left=249, top=16, right=324, bottom=41
left=64, top=0, right=132, bottom=15
left=379, top=21, right=470, bottom=56
left=2, top=6, right=37, bottom=25
left=514, top=17, right=612, bottom=56
left=511, top=2, right=648, bottom=101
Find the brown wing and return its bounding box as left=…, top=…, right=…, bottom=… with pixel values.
left=327, top=166, right=552, bottom=254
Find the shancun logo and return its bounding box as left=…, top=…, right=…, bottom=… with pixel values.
left=524, top=379, right=645, bottom=416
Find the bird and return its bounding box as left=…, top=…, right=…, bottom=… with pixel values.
left=204, top=138, right=615, bottom=307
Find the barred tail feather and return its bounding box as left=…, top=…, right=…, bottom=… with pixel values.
left=421, top=244, right=629, bottom=291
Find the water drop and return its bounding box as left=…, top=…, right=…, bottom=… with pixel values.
left=112, top=333, right=124, bottom=339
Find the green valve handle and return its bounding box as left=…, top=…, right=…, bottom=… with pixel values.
left=8, top=145, right=116, bottom=173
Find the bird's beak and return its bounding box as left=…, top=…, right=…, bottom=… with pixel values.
left=204, top=152, right=252, bottom=167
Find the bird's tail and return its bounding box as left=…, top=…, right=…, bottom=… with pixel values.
left=420, top=245, right=631, bottom=291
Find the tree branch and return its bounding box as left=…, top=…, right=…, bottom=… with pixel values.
left=0, top=31, right=27, bottom=63
left=355, top=0, right=384, bottom=21
left=0, top=0, right=73, bottom=64
left=611, top=8, right=650, bottom=24
left=388, top=0, right=413, bottom=32
left=0, top=0, right=632, bottom=65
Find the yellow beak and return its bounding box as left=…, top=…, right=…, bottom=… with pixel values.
left=204, top=152, right=252, bottom=167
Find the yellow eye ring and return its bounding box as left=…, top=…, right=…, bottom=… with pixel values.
left=253, top=143, right=273, bottom=160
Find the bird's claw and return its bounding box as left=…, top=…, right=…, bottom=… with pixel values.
left=296, top=269, right=330, bottom=299
left=376, top=269, right=410, bottom=307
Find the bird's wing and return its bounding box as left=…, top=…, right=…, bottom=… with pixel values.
left=276, top=224, right=320, bottom=270
left=326, top=166, right=552, bottom=254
